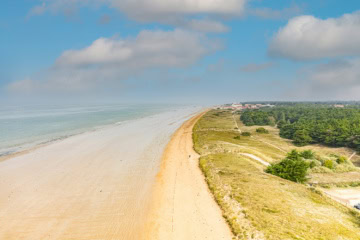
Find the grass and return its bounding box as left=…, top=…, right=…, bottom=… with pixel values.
left=193, top=109, right=360, bottom=239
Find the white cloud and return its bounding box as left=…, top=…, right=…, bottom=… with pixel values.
left=57, top=29, right=217, bottom=68
left=184, top=19, right=229, bottom=33
left=56, top=38, right=133, bottom=67
left=292, top=59, right=360, bottom=100
left=269, top=11, right=360, bottom=60
left=240, top=62, right=273, bottom=72
left=110, top=0, right=246, bottom=22
left=250, top=4, right=303, bottom=20
left=8, top=29, right=220, bottom=93
left=27, top=0, right=246, bottom=31
left=309, top=59, right=360, bottom=87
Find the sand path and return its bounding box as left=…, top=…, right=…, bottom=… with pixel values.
left=144, top=112, right=233, bottom=240
left=0, top=108, right=198, bottom=240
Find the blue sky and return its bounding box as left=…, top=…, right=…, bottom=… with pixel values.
left=1, top=0, right=360, bottom=105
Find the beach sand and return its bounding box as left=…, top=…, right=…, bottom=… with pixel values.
left=0, top=108, right=199, bottom=240
left=144, top=112, right=233, bottom=240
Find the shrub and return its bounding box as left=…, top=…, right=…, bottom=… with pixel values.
left=241, top=132, right=251, bottom=136
left=336, top=156, right=347, bottom=164
left=234, top=136, right=241, bottom=140
left=266, top=150, right=309, bottom=183
left=309, top=161, right=317, bottom=169
left=310, top=166, right=333, bottom=173
left=256, top=127, right=269, bottom=134
left=324, top=159, right=334, bottom=169
left=300, top=150, right=315, bottom=159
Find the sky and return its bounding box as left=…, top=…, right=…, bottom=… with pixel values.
left=1, top=0, right=360, bottom=105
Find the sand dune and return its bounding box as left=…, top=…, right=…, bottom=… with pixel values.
left=144, top=112, right=233, bottom=240
left=0, top=108, right=198, bottom=240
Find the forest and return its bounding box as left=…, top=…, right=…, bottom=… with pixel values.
left=240, top=104, right=360, bottom=151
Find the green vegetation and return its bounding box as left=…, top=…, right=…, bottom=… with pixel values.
left=241, top=131, right=251, bottom=136
left=240, top=106, right=360, bottom=150
left=324, top=159, right=334, bottom=169
left=300, top=149, right=315, bottom=159
left=266, top=150, right=309, bottom=183
left=240, top=110, right=274, bottom=126
left=337, top=155, right=347, bottom=164
left=256, top=127, right=269, bottom=134
left=193, top=109, right=360, bottom=239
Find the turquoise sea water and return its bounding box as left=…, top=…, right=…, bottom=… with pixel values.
left=0, top=104, right=175, bottom=156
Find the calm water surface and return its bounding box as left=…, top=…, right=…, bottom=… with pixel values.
left=0, top=104, right=177, bottom=156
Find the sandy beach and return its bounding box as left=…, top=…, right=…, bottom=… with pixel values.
left=144, top=112, right=233, bottom=240
left=0, top=108, right=199, bottom=240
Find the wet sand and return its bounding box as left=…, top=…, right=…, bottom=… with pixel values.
left=0, top=108, right=199, bottom=240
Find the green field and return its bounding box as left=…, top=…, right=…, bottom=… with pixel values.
left=193, top=109, right=360, bottom=240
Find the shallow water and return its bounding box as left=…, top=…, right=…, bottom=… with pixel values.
left=0, top=104, right=176, bottom=156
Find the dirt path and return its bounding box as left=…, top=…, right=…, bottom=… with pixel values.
left=253, top=137, right=287, bottom=153
left=349, top=152, right=357, bottom=161
left=144, top=112, right=233, bottom=240
left=239, top=153, right=270, bottom=167
left=231, top=113, right=286, bottom=153
left=232, top=113, right=242, bottom=134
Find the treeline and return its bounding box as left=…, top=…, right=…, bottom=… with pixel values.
left=240, top=106, right=360, bottom=151
left=240, top=111, right=275, bottom=126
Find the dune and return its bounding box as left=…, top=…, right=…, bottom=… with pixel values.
left=0, top=108, right=199, bottom=240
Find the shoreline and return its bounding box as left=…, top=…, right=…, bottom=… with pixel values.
left=143, top=111, right=233, bottom=240
left=0, top=108, right=192, bottom=163
left=0, top=107, right=199, bottom=240
left=0, top=105, right=191, bottom=161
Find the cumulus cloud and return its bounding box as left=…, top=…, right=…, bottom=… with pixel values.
left=27, top=0, right=246, bottom=31
left=183, top=19, right=229, bottom=33
left=109, top=0, right=246, bottom=22
left=269, top=11, right=360, bottom=60
left=309, top=59, right=360, bottom=87
left=56, top=29, right=217, bottom=68
left=292, top=59, right=360, bottom=100
left=8, top=29, right=221, bottom=94
left=240, top=62, right=273, bottom=72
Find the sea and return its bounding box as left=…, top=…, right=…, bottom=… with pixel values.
left=0, top=104, right=177, bottom=157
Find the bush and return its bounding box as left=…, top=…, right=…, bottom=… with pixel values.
left=336, top=156, right=347, bottom=164
left=241, top=132, right=251, bottom=136
left=300, top=150, right=315, bottom=159
left=234, top=136, right=241, bottom=140
left=256, top=127, right=269, bottom=134
left=309, top=161, right=317, bottom=169
left=266, top=150, right=309, bottom=183
left=324, top=159, right=334, bottom=169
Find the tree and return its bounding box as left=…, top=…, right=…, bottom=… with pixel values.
left=266, top=150, right=309, bottom=183
left=293, top=129, right=312, bottom=146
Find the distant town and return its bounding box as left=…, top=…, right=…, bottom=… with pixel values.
left=216, top=102, right=346, bottom=111
left=215, top=103, right=275, bottom=110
